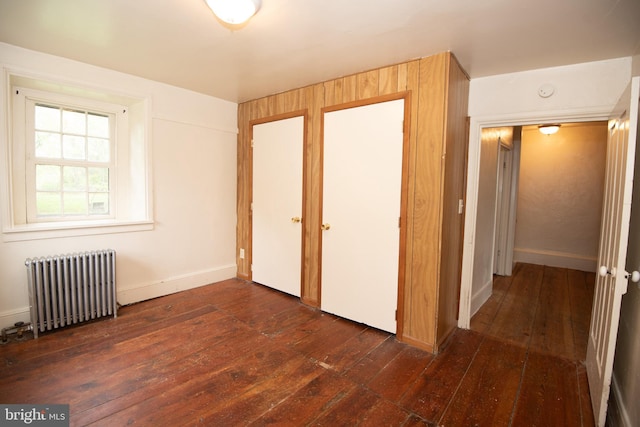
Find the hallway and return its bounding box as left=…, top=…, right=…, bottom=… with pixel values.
left=471, top=262, right=595, bottom=362
left=469, top=263, right=596, bottom=425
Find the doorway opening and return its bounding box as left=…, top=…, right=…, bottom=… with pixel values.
left=467, top=120, right=608, bottom=360
left=460, top=77, right=640, bottom=427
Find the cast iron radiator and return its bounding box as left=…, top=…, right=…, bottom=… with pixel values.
left=25, top=249, right=117, bottom=338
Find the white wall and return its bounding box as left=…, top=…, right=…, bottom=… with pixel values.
left=0, top=43, right=238, bottom=327
left=460, top=57, right=633, bottom=328
left=470, top=127, right=511, bottom=315
left=468, top=57, right=632, bottom=118
left=514, top=122, right=607, bottom=272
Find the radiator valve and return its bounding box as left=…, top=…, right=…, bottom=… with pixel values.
left=0, top=321, right=33, bottom=344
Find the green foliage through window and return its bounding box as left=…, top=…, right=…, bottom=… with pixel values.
left=33, top=104, right=112, bottom=218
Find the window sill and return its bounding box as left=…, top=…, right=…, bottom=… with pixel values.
left=2, top=219, right=154, bottom=242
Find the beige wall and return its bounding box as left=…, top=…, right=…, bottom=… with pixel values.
left=514, top=122, right=608, bottom=271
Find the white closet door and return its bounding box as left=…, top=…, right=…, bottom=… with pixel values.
left=321, top=99, right=404, bottom=333
left=252, top=116, right=304, bottom=297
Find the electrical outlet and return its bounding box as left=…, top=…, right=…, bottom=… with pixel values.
left=239, top=248, right=245, bottom=259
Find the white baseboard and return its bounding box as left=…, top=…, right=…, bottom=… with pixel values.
left=116, top=264, right=237, bottom=306
left=0, top=265, right=237, bottom=331
left=609, top=373, right=633, bottom=427
left=513, top=248, right=597, bottom=272
left=470, top=277, right=493, bottom=317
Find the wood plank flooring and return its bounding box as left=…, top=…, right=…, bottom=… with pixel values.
left=0, top=263, right=594, bottom=426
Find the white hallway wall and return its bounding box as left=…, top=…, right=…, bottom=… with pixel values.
left=0, top=43, right=238, bottom=326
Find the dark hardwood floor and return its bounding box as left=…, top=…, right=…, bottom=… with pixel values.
left=0, top=263, right=595, bottom=426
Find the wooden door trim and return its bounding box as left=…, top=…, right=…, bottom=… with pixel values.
left=321, top=92, right=410, bottom=115
left=249, top=109, right=308, bottom=127
left=460, top=108, right=613, bottom=329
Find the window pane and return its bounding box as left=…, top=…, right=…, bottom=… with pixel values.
left=36, top=165, right=61, bottom=191
left=35, top=105, right=60, bottom=132
left=88, top=138, right=110, bottom=162
left=62, top=109, right=86, bottom=134
left=63, top=166, right=87, bottom=191
left=88, top=167, right=109, bottom=192
left=89, top=193, right=109, bottom=214
left=29, top=99, right=118, bottom=223
left=35, top=131, right=61, bottom=158
left=63, top=135, right=86, bottom=160
left=36, top=192, right=61, bottom=216
left=63, top=192, right=87, bottom=215
left=88, top=113, right=109, bottom=138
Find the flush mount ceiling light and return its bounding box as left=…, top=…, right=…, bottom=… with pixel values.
left=538, top=124, right=561, bottom=135
left=205, top=0, right=261, bottom=25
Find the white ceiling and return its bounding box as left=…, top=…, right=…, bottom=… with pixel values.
left=1, top=0, right=639, bottom=103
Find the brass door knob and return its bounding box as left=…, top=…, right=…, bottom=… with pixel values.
left=321, top=223, right=331, bottom=231
left=291, top=217, right=302, bottom=223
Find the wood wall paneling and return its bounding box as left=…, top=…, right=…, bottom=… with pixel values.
left=437, top=55, right=471, bottom=348
left=379, top=65, right=399, bottom=95
left=305, top=83, right=324, bottom=307
left=342, top=75, right=357, bottom=104
left=236, top=103, right=251, bottom=280
left=356, top=70, right=379, bottom=100
left=403, top=54, right=448, bottom=348
left=399, top=60, right=421, bottom=342
left=236, top=52, right=469, bottom=352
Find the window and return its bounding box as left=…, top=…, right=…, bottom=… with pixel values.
left=2, top=73, right=152, bottom=240
left=28, top=103, right=114, bottom=221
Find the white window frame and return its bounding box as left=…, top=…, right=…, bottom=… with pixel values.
left=22, top=93, right=119, bottom=223
left=2, top=70, right=153, bottom=241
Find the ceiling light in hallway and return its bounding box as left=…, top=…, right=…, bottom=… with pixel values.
left=538, top=124, right=561, bottom=135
